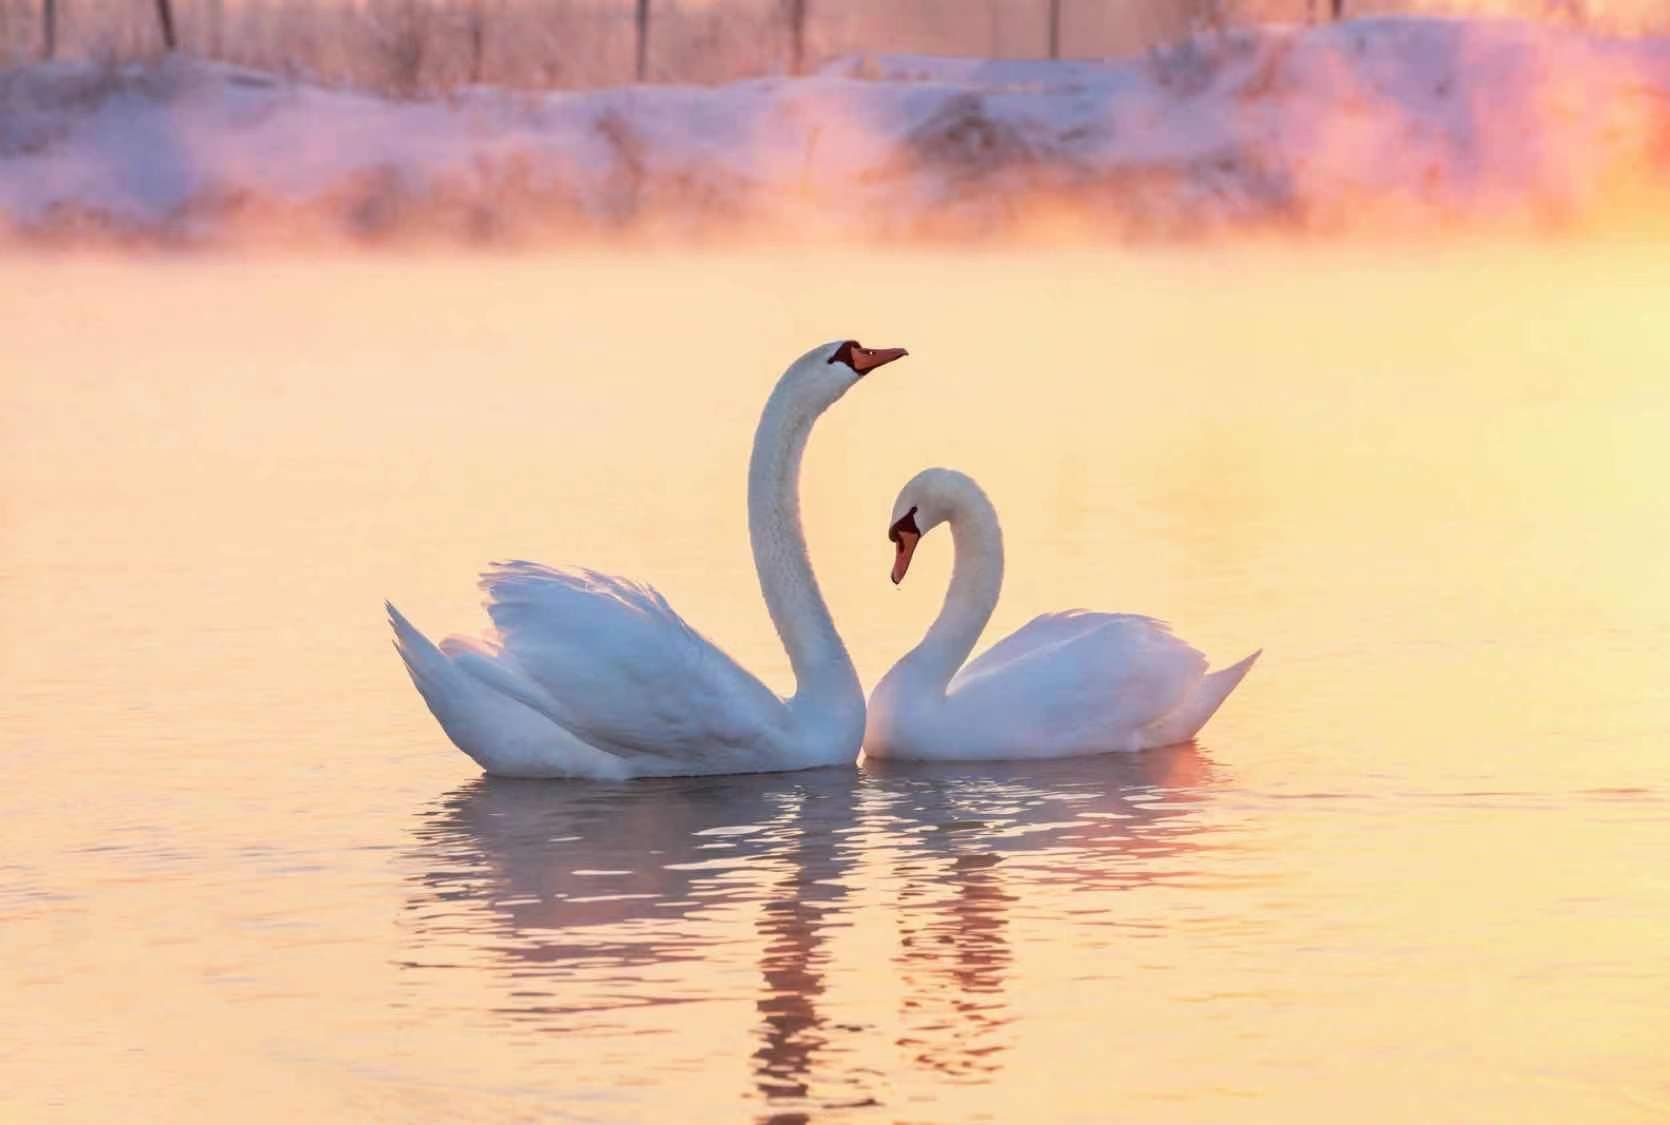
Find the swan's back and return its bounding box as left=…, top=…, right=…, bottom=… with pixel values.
left=943, top=612, right=1210, bottom=757
left=477, top=561, right=799, bottom=768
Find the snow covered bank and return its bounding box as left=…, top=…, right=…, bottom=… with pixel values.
left=3, top=17, right=1670, bottom=246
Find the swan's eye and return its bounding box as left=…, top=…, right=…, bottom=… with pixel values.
left=888, top=506, right=920, bottom=543
left=828, top=340, right=861, bottom=368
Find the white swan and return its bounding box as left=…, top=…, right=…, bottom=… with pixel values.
left=388, top=340, right=908, bottom=780
left=865, top=468, right=1258, bottom=761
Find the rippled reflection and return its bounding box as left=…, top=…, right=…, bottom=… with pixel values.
left=863, top=750, right=1215, bottom=1090
left=403, top=748, right=1217, bottom=1111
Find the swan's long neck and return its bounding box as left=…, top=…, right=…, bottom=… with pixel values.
left=896, top=483, right=1004, bottom=694
left=747, top=374, right=860, bottom=712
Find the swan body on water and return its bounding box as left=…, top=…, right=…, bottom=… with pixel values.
left=866, top=468, right=1258, bottom=762
left=388, top=340, right=908, bottom=779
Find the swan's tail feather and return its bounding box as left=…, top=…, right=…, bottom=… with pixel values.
left=1143, top=649, right=1260, bottom=748
left=386, top=600, right=632, bottom=781
left=388, top=599, right=526, bottom=772
left=388, top=601, right=454, bottom=709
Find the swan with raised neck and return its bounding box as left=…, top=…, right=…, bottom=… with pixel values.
left=749, top=339, right=907, bottom=747
left=387, top=339, right=908, bottom=779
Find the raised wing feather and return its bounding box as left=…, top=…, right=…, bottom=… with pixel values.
left=949, top=611, right=1208, bottom=746
left=476, top=560, right=791, bottom=766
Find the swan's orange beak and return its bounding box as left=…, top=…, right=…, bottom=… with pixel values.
left=891, top=530, right=919, bottom=585
left=852, top=346, right=908, bottom=375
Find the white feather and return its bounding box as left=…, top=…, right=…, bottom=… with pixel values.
left=389, top=341, right=884, bottom=779
left=866, top=469, right=1258, bottom=761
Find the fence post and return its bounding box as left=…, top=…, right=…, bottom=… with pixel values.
left=41, top=0, right=55, bottom=58
left=635, top=0, right=649, bottom=81
left=1047, top=0, right=1061, bottom=59
left=786, top=0, right=806, bottom=74
left=156, top=0, right=178, bottom=49
left=464, top=0, right=486, bottom=83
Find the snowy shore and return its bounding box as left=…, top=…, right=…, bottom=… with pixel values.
left=3, top=17, right=1669, bottom=246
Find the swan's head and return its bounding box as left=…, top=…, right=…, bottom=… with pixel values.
left=786, top=339, right=909, bottom=405
left=887, top=467, right=981, bottom=585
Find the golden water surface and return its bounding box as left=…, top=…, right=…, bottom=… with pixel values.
left=2, top=245, right=1668, bottom=1121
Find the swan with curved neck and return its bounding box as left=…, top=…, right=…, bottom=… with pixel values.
left=866, top=468, right=1258, bottom=761
left=388, top=340, right=907, bottom=779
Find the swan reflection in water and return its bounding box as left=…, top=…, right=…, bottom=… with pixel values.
left=403, top=746, right=1219, bottom=1113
